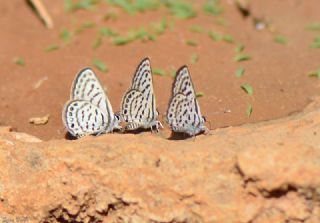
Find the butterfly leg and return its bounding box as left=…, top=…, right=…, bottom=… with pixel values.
left=113, top=125, right=123, bottom=132
left=113, top=112, right=123, bottom=132
left=204, top=126, right=211, bottom=135
left=192, top=129, right=197, bottom=141
left=151, top=121, right=163, bottom=132
left=96, top=130, right=107, bottom=136
left=158, top=121, right=164, bottom=129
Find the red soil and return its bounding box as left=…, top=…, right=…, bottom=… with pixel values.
left=0, top=0, right=319, bottom=140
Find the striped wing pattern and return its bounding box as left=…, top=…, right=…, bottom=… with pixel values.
left=62, top=68, right=120, bottom=138
left=63, top=100, right=109, bottom=137
left=71, top=68, right=113, bottom=115
left=121, top=58, right=162, bottom=131
left=167, top=66, right=206, bottom=136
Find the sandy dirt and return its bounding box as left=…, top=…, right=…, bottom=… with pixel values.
left=0, top=0, right=320, bottom=140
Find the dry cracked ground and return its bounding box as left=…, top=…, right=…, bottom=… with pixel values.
left=0, top=97, right=320, bottom=223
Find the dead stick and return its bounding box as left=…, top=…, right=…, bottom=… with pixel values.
left=29, top=0, right=53, bottom=29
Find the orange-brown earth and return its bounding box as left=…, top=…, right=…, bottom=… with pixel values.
left=0, top=1, right=320, bottom=222
left=0, top=0, right=320, bottom=140
left=0, top=96, right=320, bottom=222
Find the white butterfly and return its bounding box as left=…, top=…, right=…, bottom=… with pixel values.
left=166, top=66, right=207, bottom=136
left=62, top=68, right=121, bottom=138
left=120, top=58, right=163, bottom=132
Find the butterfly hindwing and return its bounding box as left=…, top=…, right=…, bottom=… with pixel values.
left=63, top=100, right=110, bottom=138
left=71, top=68, right=113, bottom=115
left=121, top=89, right=150, bottom=123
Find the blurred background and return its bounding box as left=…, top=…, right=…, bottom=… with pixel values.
left=0, top=0, right=319, bottom=140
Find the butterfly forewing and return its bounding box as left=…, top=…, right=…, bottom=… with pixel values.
left=132, top=58, right=153, bottom=93
left=173, top=66, right=196, bottom=100
left=71, top=68, right=113, bottom=115
left=63, top=100, right=109, bottom=137
left=120, top=58, right=161, bottom=130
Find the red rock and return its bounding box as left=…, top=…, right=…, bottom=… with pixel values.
left=0, top=98, right=320, bottom=222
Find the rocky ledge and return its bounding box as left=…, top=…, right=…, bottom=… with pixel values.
left=0, top=99, right=320, bottom=223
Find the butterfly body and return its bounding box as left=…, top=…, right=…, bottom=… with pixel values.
left=62, top=68, right=121, bottom=138
left=121, top=58, right=163, bottom=132
left=167, top=66, right=207, bottom=136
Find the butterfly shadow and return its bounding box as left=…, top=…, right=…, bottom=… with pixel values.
left=64, top=132, right=78, bottom=140
left=167, top=132, right=195, bottom=141
left=64, top=128, right=125, bottom=140
left=121, top=128, right=154, bottom=135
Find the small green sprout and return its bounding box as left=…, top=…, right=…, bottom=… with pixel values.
left=190, top=53, right=199, bottom=64
left=274, top=35, right=288, bottom=45
left=92, top=58, right=108, bottom=73
left=241, top=84, right=253, bottom=96
left=92, top=37, right=103, bottom=49
left=305, top=23, right=320, bottom=31
left=246, top=104, right=253, bottom=117
left=189, top=25, right=205, bottom=33
left=222, top=35, right=234, bottom=43
left=186, top=40, right=198, bottom=47
left=208, top=31, right=222, bottom=41
left=153, top=68, right=166, bottom=76
left=234, top=54, right=252, bottom=62
left=13, top=57, right=25, bottom=66
left=196, top=92, right=205, bottom=98
left=45, top=44, right=59, bottom=52
left=235, top=67, right=245, bottom=77
left=235, top=44, right=245, bottom=53
left=60, top=29, right=72, bottom=43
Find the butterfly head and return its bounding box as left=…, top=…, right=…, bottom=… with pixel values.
left=115, top=112, right=123, bottom=122
left=113, top=112, right=123, bottom=130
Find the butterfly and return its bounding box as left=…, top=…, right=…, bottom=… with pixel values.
left=120, top=58, right=163, bottom=132
left=166, top=66, right=207, bottom=136
left=62, top=68, right=121, bottom=138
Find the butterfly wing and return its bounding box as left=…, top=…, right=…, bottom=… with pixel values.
left=167, top=93, right=205, bottom=135
left=131, top=58, right=153, bottom=93
left=121, top=58, right=160, bottom=129
left=62, top=100, right=110, bottom=138
left=71, top=68, right=114, bottom=117
left=173, top=66, right=196, bottom=100
left=167, top=66, right=206, bottom=136
left=121, top=89, right=156, bottom=124
left=63, top=68, right=120, bottom=135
